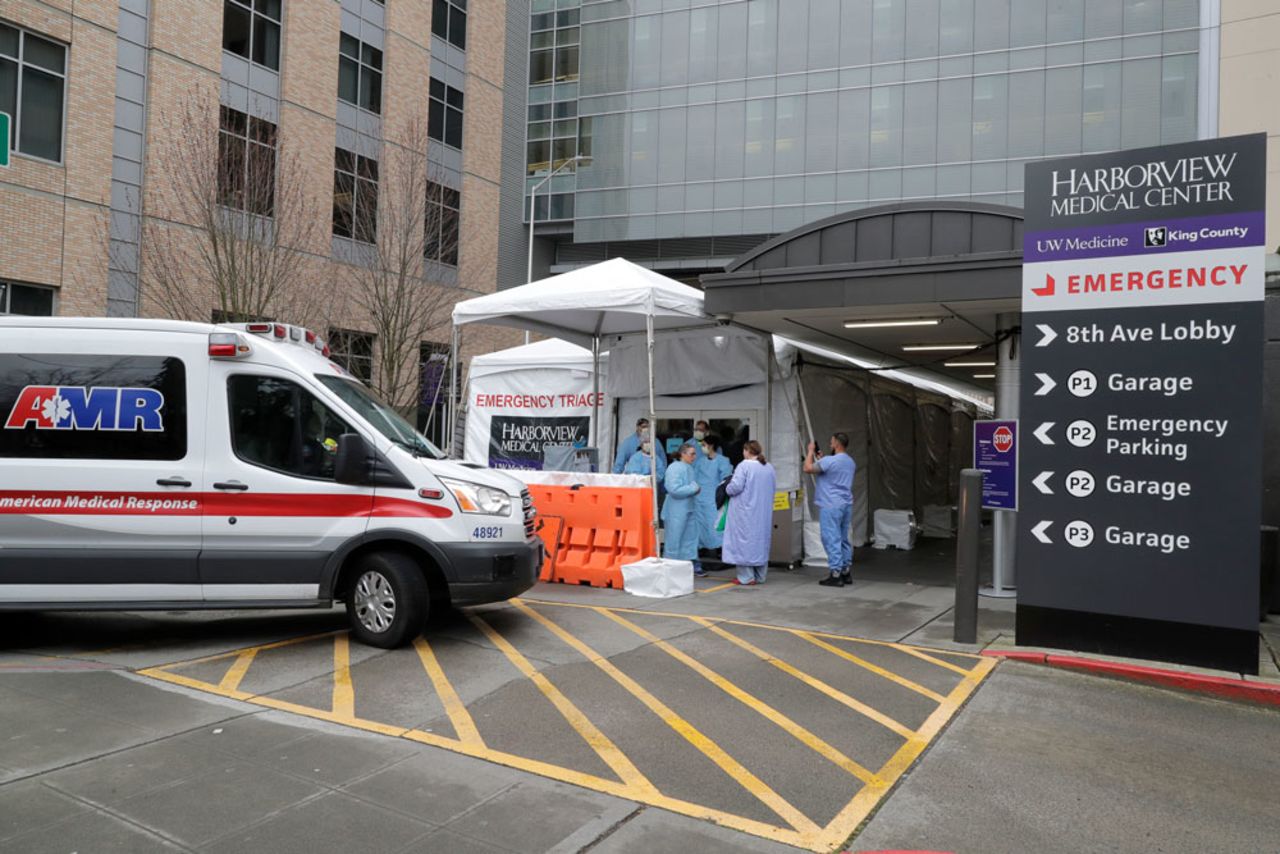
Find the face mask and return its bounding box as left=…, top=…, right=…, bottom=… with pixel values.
left=641, top=442, right=651, bottom=454
left=693, top=430, right=705, bottom=441
left=639, top=429, right=650, bottom=441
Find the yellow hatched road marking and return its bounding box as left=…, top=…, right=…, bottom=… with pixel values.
left=217, top=649, right=259, bottom=693
left=692, top=618, right=918, bottom=742
left=512, top=601, right=821, bottom=837
left=515, top=597, right=983, bottom=667
left=137, top=630, right=343, bottom=673
left=813, top=655, right=998, bottom=851
left=598, top=608, right=882, bottom=787
left=697, top=582, right=736, bottom=594
left=890, top=644, right=975, bottom=676
left=332, top=634, right=355, bottom=717
left=467, top=614, right=660, bottom=798
left=412, top=637, right=485, bottom=748
left=793, top=631, right=947, bottom=703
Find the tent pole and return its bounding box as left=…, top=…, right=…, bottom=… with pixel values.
left=592, top=335, right=601, bottom=460
left=448, top=326, right=459, bottom=456
left=646, top=313, right=659, bottom=557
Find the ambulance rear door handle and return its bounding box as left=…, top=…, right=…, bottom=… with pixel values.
left=155, top=477, right=192, bottom=488
left=213, top=481, right=250, bottom=491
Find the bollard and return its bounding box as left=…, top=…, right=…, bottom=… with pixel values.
left=954, top=468, right=983, bottom=644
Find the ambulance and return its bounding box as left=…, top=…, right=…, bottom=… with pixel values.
left=0, top=318, right=542, bottom=647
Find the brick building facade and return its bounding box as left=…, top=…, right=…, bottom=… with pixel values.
left=0, top=0, right=528, bottom=442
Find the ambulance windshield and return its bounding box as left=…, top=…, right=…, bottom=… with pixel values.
left=317, top=376, right=444, bottom=459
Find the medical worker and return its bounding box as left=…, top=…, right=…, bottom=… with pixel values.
left=804, top=432, right=856, bottom=587
left=623, top=438, right=666, bottom=480
left=661, top=443, right=702, bottom=573
left=723, top=440, right=776, bottom=586
left=693, top=434, right=732, bottom=558
left=612, top=418, right=650, bottom=474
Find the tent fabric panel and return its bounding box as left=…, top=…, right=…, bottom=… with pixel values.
left=605, top=328, right=768, bottom=399
left=914, top=398, right=953, bottom=515
left=869, top=381, right=916, bottom=516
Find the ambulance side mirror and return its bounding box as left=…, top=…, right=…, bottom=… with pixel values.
left=334, top=433, right=372, bottom=485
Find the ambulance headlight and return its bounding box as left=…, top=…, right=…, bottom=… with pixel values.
left=439, top=478, right=512, bottom=516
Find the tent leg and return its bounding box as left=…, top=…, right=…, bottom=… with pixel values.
left=592, top=336, right=601, bottom=460
left=448, top=326, right=459, bottom=456
left=646, top=314, right=659, bottom=558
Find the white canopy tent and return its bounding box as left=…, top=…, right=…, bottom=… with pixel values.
left=451, top=258, right=715, bottom=546
left=469, top=337, right=595, bottom=377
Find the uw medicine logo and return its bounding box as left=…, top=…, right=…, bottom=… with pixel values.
left=4, top=386, right=165, bottom=432
left=1143, top=226, right=1168, bottom=248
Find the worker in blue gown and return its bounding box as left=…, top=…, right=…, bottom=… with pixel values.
left=722, top=440, right=777, bottom=586
left=693, top=434, right=732, bottom=565
left=661, top=442, right=702, bottom=574
left=612, top=417, right=650, bottom=474
left=622, top=439, right=666, bottom=480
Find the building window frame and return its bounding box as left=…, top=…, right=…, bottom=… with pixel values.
left=218, top=106, right=278, bottom=217
left=327, top=328, right=375, bottom=384
left=432, top=0, right=467, bottom=50
left=221, top=0, right=282, bottom=72
left=0, top=22, right=68, bottom=164
left=332, top=147, right=379, bottom=244
left=427, top=78, right=464, bottom=149
left=424, top=180, right=460, bottom=267
left=338, top=33, right=383, bottom=114
left=0, top=280, right=56, bottom=315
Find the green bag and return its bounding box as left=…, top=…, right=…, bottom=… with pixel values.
left=716, top=499, right=730, bottom=533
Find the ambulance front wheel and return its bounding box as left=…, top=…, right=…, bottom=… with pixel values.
left=345, top=551, right=430, bottom=648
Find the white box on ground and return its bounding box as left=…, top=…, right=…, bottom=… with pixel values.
left=621, top=557, right=694, bottom=598
left=873, top=509, right=918, bottom=550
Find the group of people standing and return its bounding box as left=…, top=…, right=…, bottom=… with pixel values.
left=612, top=418, right=857, bottom=589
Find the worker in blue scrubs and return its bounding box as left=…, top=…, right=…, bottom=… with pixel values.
left=623, top=439, right=666, bottom=480
left=612, top=418, right=650, bottom=474
left=804, top=432, right=856, bottom=588
left=693, top=434, right=732, bottom=557
left=661, top=442, right=702, bottom=573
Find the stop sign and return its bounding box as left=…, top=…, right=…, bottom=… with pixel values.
left=993, top=425, right=1014, bottom=453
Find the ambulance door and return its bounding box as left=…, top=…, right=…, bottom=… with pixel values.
left=199, top=363, right=373, bottom=602
left=0, top=335, right=206, bottom=603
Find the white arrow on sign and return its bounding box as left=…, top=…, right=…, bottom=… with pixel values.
left=1032, top=520, right=1053, bottom=544
left=1035, top=324, right=1057, bottom=347
left=1035, top=373, right=1056, bottom=396
left=1033, top=471, right=1054, bottom=494
left=1034, top=422, right=1055, bottom=445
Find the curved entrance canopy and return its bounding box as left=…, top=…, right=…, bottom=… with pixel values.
left=701, top=201, right=1025, bottom=395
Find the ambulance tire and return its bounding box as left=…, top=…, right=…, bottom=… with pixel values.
left=345, top=551, right=430, bottom=649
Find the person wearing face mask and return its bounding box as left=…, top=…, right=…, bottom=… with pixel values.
left=689, top=419, right=710, bottom=459
left=804, top=432, right=856, bottom=588
left=693, top=434, right=732, bottom=566
left=623, top=435, right=667, bottom=480
left=612, top=418, right=650, bottom=474
left=661, top=442, right=702, bottom=573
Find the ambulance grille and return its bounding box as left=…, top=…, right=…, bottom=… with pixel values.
left=521, top=489, right=537, bottom=540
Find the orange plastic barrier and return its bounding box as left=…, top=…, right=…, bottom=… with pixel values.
left=526, top=484, right=656, bottom=589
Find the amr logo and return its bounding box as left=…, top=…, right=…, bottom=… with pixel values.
left=4, top=386, right=166, bottom=432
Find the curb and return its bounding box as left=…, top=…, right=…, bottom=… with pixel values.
left=982, top=649, right=1280, bottom=708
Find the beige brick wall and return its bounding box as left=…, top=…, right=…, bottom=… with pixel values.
left=1219, top=1, right=1280, bottom=253
left=1, top=0, right=517, bottom=382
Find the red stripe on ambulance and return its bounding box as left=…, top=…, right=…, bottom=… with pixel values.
left=0, top=491, right=451, bottom=518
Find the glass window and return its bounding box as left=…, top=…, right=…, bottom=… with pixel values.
left=327, top=329, right=375, bottom=384
left=902, top=81, right=937, bottom=165
left=0, top=355, right=187, bottom=460
left=629, top=109, right=658, bottom=185
left=1082, top=61, right=1122, bottom=151
left=1010, top=0, right=1046, bottom=46
left=223, top=0, right=281, bottom=71
left=1123, top=0, right=1161, bottom=34
left=1046, top=0, right=1084, bottom=42
left=805, top=91, right=837, bottom=173
left=657, top=107, right=687, bottom=184
left=632, top=15, right=660, bottom=88
left=1007, top=70, right=1044, bottom=158
left=1044, top=65, right=1083, bottom=154
left=228, top=375, right=352, bottom=480
left=660, top=11, right=689, bottom=87
left=746, top=0, right=778, bottom=77
left=936, top=76, right=972, bottom=162
left=337, top=33, right=382, bottom=113
left=869, top=85, right=903, bottom=167
left=745, top=98, right=776, bottom=177
left=715, top=100, right=745, bottom=180
left=428, top=78, right=464, bottom=148
left=425, top=181, right=461, bottom=266
left=433, top=0, right=467, bottom=49
left=872, top=0, right=906, bottom=62
left=1120, top=56, right=1161, bottom=149
left=905, top=0, right=940, bottom=59
left=317, top=375, right=443, bottom=459
left=685, top=105, right=715, bottom=181
left=777, top=0, right=809, bottom=74
left=332, top=147, right=378, bottom=243
left=716, top=3, right=747, bottom=80
left=688, top=7, right=718, bottom=83
left=971, top=74, right=1007, bottom=160
left=0, top=24, right=67, bottom=162
left=1084, top=0, right=1122, bottom=38
left=1160, top=53, right=1197, bottom=144
left=974, top=0, right=1011, bottom=50
left=836, top=88, right=870, bottom=171
left=0, top=280, right=54, bottom=315
left=218, top=107, right=277, bottom=216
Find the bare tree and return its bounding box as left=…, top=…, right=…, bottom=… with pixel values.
left=343, top=113, right=465, bottom=415
left=139, top=89, right=317, bottom=323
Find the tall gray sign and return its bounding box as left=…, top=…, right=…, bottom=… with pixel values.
left=1018, top=134, right=1267, bottom=673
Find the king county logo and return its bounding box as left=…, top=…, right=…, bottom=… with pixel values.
left=4, top=386, right=166, bottom=432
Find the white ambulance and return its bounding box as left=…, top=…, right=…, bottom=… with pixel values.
left=0, top=317, right=542, bottom=647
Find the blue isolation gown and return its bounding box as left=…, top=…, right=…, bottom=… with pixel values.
left=693, top=452, right=733, bottom=549
left=661, top=459, right=701, bottom=561
left=623, top=448, right=667, bottom=480
left=722, top=459, right=777, bottom=567
left=612, top=431, right=642, bottom=474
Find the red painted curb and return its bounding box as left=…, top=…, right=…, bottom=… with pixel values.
left=982, top=649, right=1280, bottom=707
